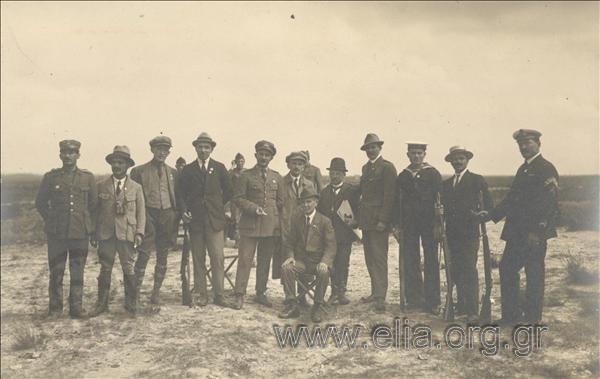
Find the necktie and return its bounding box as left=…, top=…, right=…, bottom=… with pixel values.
left=453, top=174, right=459, bottom=188
left=261, top=168, right=267, bottom=181
left=293, top=178, right=300, bottom=196
left=304, top=215, right=310, bottom=243
left=332, top=185, right=341, bottom=195
left=201, top=160, right=207, bottom=173
left=116, top=180, right=122, bottom=196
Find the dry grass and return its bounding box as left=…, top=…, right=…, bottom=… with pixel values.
left=563, top=252, right=600, bottom=285
left=11, top=323, right=46, bottom=351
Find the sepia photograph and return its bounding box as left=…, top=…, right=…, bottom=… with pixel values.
left=1, top=1, right=599, bottom=378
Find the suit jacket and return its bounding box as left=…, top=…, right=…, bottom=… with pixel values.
left=441, top=170, right=493, bottom=240
left=359, top=156, right=397, bottom=231
left=284, top=211, right=337, bottom=267
left=95, top=176, right=146, bottom=242
left=303, top=164, right=324, bottom=193
left=179, top=159, right=233, bottom=232
left=490, top=155, right=559, bottom=241
left=35, top=167, right=97, bottom=239
left=130, top=160, right=178, bottom=209
left=395, top=164, right=442, bottom=227
left=233, top=165, right=283, bottom=237
left=281, top=174, right=315, bottom=240
left=317, top=182, right=360, bottom=244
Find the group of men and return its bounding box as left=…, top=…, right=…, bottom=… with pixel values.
left=35, top=129, right=559, bottom=325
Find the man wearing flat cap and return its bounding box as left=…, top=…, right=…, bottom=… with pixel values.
left=441, top=146, right=493, bottom=322
left=131, top=135, right=178, bottom=310
left=302, top=150, right=324, bottom=193
left=231, top=140, right=283, bottom=309
left=228, top=153, right=246, bottom=246
left=317, top=157, right=360, bottom=305
left=36, top=139, right=97, bottom=319
left=178, top=133, right=233, bottom=307
left=358, top=133, right=397, bottom=313
left=279, top=187, right=337, bottom=323
left=395, top=141, right=442, bottom=314
left=90, top=146, right=145, bottom=317
left=483, top=129, right=559, bottom=325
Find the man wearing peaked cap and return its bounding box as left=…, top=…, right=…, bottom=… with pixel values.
left=358, top=133, right=397, bottom=313
left=36, top=139, right=97, bottom=319
left=394, top=141, right=442, bottom=314
left=483, top=129, right=559, bottom=325
left=303, top=150, right=324, bottom=193
left=255, top=140, right=277, bottom=156
left=228, top=153, right=247, bottom=247
left=280, top=186, right=336, bottom=323
left=179, top=133, right=233, bottom=307
left=318, top=157, right=360, bottom=306
left=131, top=135, right=178, bottom=311
left=90, top=146, right=145, bottom=317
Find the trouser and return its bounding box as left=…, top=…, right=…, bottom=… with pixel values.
left=404, top=218, right=440, bottom=308
left=97, top=237, right=137, bottom=311
left=362, top=230, right=389, bottom=300
left=499, top=239, right=547, bottom=323
left=282, top=260, right=330, bottom=304
left=234, top=235, right=277, bottom=296
left=134, top=207, right=176, bottom=295
left=331, top=241, right=353, bottom=293
left=47, top=238, right=88, bottom=313
left=189, top=225, right=225, bottom=299
left=447, top=236, right=480, bottom=316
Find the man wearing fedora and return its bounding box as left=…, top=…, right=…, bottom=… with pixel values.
left=36, top=139, right=97, bottom=319
left=395, top=142, right=442, bottom=314
left=131, top=135, right=178, bottom=309
left=232, top=140, right=283, bottom=310
left=178, top=133, right=233, bottom=307
left=317, top=157, right=360, bottom=305
left=441, top=146, right=493, bottom=322
left=358, top=133, right=397, bottom=313
left=90, top=146, right=145, bottom=317
left=483, top=129, right=559, bottom=325
left=279, top=187, right=337, bottom=322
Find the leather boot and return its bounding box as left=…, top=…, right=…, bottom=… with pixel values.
left=124, top=273, right=137, bottom=316
left=337, top=289, right=351, bottom=305
left=90, top=275, right=111, bottom=317
left=150, top=266, right=166, bottom=305
left=134, top=269, right=145, bottom=305
left=69, top=286, right=89, bottom=319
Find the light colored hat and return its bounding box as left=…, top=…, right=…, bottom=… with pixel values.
left=106, top=145, right=135, bottom=166
left=444, top=146, right=474, bottom=162
left=361, top=133, right=384, bottom=150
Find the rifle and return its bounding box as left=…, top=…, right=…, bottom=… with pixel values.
left=180, top=224, right=192, bottom=306
left=393, top=228, right=408, bottom=311
left=478, top=191, right=493, bottom=324
left=435, top=193, right=454, bottom=321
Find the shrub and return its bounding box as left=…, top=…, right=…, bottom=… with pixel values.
left=563, top=252, right=600, bottom=285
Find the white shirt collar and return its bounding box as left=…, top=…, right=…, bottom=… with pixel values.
left=305, top=209, right=317, bottom=224
left=291, top=174, right=301, bottom=181
left=369, top=154, right=382, bottom=164
left=331, top=182, right=344, bottom=190
left=526, top=152, right=541, bottom=165
left=454, top=169, right=468, bottom=182
left=112, top=176, right=126, bottom=190
left=197, top=157, right=211, bottom=167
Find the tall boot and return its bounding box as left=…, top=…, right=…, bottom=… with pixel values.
left=90, top=274, right=111, bottom=317
left=123, top=273, right=137, bottom=316
left=134, top=268, right=145, bottom=306
left=150, top=265, right=166, bottom=305
left=69, top=285, right=88, bottom=319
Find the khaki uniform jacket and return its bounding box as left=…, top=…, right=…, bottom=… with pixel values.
left=359, top=156, right=397, bottom=231
left=284, top=211, right=337, bottom=267
left=95, top=176, right=146, bottom=242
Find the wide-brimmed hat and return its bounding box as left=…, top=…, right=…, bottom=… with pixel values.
left=106, top=145, right=135, bottom=167
left=300, top=187, right=319, bottom=200
left=444, top=146, right=474, bottom=162
left=326, top=157, right=348, bottom=172
left=285, top=151, right=308, bottom=163
left=192, top=132, right=217, bottom=148
left=360, top=133, right=384, bottom=151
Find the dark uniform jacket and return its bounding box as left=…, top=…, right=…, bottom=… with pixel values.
left=317, top=182, right=360, bottom=244
left=130, top=160, right=178, bottom=209
left=490, top=155, right=559, bottom=241
left=95, top=176, right=146, bottom=242
left=35, top=167, right=97, bottom=239
left=441, top=170, right=493, bottom=240
left=396, top=163, right=442, bottom=227
left=284, top=211, right=337, bottom=267
left=233, top=165, right=283, bottom=237
left=179, top=159, right=233, bottom=232
left=359, top=156, right=397, bottom=231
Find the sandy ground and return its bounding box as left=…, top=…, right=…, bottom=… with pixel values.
left=1, top=221, right=599, bottom=378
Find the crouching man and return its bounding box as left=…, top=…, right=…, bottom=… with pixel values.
left=279, top=187, right=336, bottom=323
left=90, top=146, right=145, bottom=316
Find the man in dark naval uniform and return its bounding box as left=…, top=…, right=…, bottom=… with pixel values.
left=484, top=129, right=559, bottom=325
left=36, top=139, right=97, bottom=319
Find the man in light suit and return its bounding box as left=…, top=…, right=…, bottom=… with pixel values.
left=90, top=146, right=145, bottom=317
left=179, top=133, right=233, bottom=307
left=279, top=187, right=337, bottom=323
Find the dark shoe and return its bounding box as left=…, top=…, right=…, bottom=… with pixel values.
left=327, top=292, right=339, bottom=305
left=337, top=291, right=351, bottom=305
left=466, top=314, right=479, bottom=324
left=214, top=296, right=227, bottom=307
left=278, top=304, right=300, bottom=319
left=494, top=318, right=519, bottom=327
left=232, top=295, right=244, bottom=310
left=197, top=294, right=209, bottom=307
left=374, top=299, right=386, bottom=313
left=123, top=274, right=137, bottom=315
left=150, top=291, right=160, bottom=305
left=69, top=308, right=89, bottom=319
left=423, top=304, right=440, bottom=315
left=298, top=294, right=309, bottom=307
left=311, top=305, right=323, bottom=323
left=90, top=278, right=111, bottom=317
left=47, top=310, right=62, bottom=320
left=254, top=293, right=273, bottom=308
left=361, top=294, right=375, bottom=303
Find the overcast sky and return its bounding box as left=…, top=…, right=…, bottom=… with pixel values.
left=1, top=2, right=598, bottom=176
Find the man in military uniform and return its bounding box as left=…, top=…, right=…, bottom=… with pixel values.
left=231, top=141, right=283, bottom=310
left=302, top=150, right=324, bottom=193
left=441, top=146, right=493, bottom=322
left=279, top=187, right=337, bottom=323
left=228, top=153, right=246, bottom=246
left=358, top=134, right=397, bottom=313
left=131, top=136, right=178, bottom=309
left=317, top=158, right=360, bottom=305
left=36, top=140, right=97, bottom=319
left=179, top=133, right=233, bottom=307
left=395, top=142, right=442, bottom=314
left=90, top=146, right=145, bottom=317
left=176, top=157, right=187, bottom=174
left=483, top=129, right=559, bottom=325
